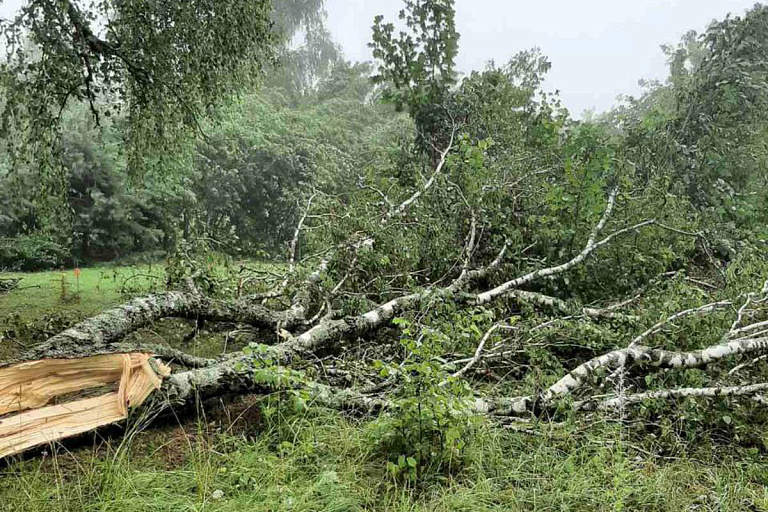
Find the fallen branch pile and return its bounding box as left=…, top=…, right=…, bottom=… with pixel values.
left=2, top=141, right=766, bottom=459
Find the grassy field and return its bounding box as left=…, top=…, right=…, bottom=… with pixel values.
left=0, top=265, right=166, bottom=320
left=0, top=265, right=168, bottom=361
left=1, top=264, right=768, bottom=511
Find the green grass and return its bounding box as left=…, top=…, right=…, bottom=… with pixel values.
left=0, top=264, right=167, bottom=360
left=2, top=409, right=768, bottom=512
left=0, top=260, right=278, bottom=359
left=0, top=265, right=165, bottom=321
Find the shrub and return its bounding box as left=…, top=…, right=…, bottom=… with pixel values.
left=370, top=317, right=478, bottom=481
left=0, top=234, right=71, bottom=271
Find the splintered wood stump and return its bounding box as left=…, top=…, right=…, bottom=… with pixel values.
left=0, top=354, right=170, bottom=458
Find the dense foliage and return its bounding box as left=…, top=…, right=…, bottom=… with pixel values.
left=0, top=0, right=391, bottom=269
left=0, top=0, right=275, bottom=177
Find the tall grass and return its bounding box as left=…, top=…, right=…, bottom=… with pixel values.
left=2, top=405, right=768, bottom=512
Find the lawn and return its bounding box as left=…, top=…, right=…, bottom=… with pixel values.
left=0, top=264, right=166, bottom=321
left=2, top=408, right=768, bottom=512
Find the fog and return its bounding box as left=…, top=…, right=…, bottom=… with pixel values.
left=0, top=0, right=758, bottom=115
left=325, top=0, right=758, bottom=115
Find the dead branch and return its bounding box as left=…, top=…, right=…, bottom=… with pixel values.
left=270, top=193, right=317, bottom=302
left=503, top=289, right=635, bottom=320
left=543, top=336, right=768, bottom=404
left=628, top=301, right=733, bottom=347
left=14, top=292, right=304, bottom=364
left=0, top=278, right=20, bottom=294
left=452, top=322, right=502, bottom=378
left=471, top=190, right=662, bottom=305
left=384, top=129, right=455, bottom=222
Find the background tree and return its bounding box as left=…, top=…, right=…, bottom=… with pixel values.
left=0, top=0, right=276, bottom=176
left=616, top=4, right=768, bottom=244
left=270, top=0, right=342, bottom=97
left=370, top=0, right=459, bottom=157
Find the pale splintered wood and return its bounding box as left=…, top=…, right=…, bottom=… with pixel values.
left=125, top=359, right=164, bottom=409
left=0, top=354, right=151, bottom=415
left=0, top=392, right=124, bottom=458
left=0, top=354, right=170, bottom=459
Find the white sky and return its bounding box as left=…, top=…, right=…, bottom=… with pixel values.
left=0, top=1, right=18, bottom=22
left=0, top=0, right=759, bottom=116
left=325, top=0, right=759, bottom=116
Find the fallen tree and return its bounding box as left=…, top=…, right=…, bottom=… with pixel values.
left=3, top=147, right=767, bottom=458
left=1, top=0, right=768, bottom=474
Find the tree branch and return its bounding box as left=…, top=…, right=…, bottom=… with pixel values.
left=579, top=382, right=768, bottom=411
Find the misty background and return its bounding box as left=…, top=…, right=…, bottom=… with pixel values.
left=0, top=0, right=758, bottom=115
left=325, top=0, right=758, bottom=116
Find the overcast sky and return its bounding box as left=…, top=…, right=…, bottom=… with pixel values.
left=0, top=0, right=759, bottom=116
left=325, top=0, right=758, bottom=116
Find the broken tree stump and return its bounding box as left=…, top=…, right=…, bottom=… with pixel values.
left=0, top=353, right=170, bottom=458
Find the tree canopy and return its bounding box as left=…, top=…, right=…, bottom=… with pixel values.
left=0, top=0, right=275, bottom=173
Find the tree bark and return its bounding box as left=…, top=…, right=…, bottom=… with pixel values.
left=12, top=292, right=304, bottom=365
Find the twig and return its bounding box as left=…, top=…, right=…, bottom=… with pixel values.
left=452, top=323, right=502, bottom=378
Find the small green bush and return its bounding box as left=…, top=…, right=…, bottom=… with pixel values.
left=369, top=317, right=478, bottom=481
left=0, top=234, right=71, bottom=271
